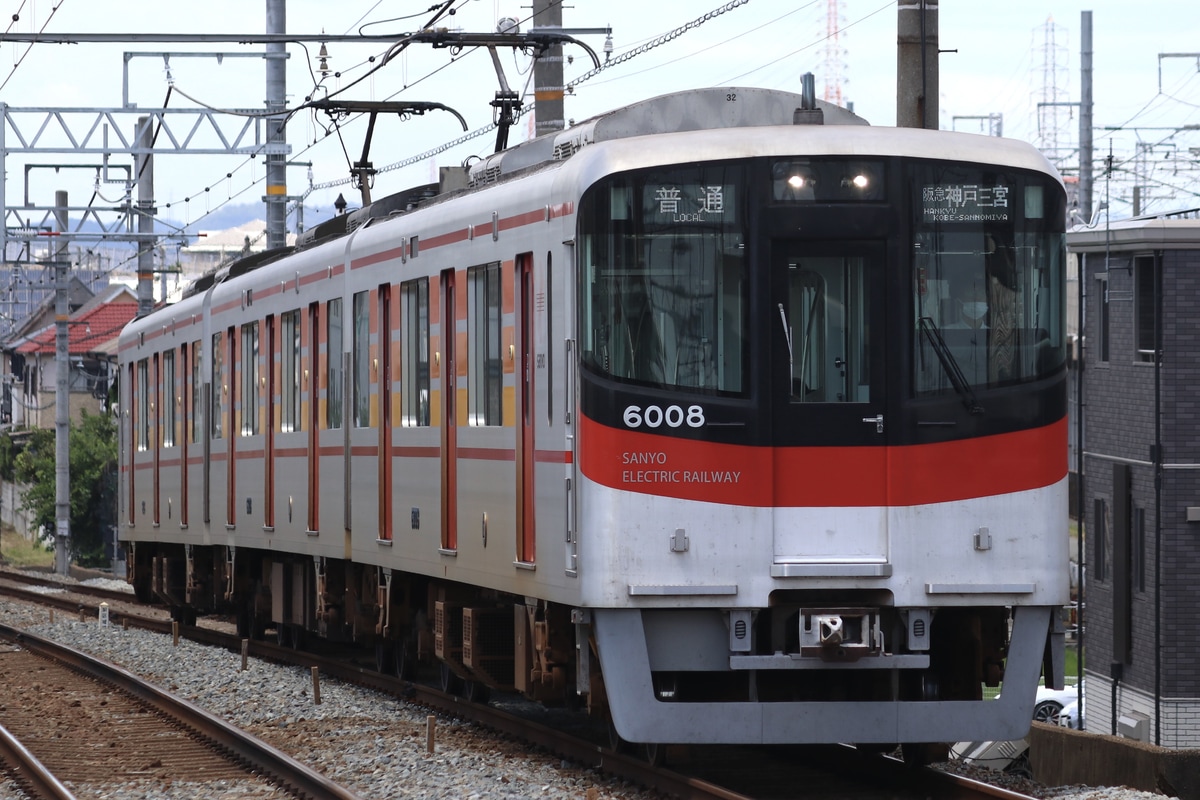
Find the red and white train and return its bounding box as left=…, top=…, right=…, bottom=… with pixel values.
left=119, top=86, right=1069, bottom=758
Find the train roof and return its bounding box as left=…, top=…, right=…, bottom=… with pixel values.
left=464, top=86, right=868, bottom=188
left=180, top=86, right=1055, bottom=301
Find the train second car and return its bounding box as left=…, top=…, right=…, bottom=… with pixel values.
left=119, top=86, right=1069, bottom=756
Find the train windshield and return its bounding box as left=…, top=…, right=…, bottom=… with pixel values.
left=911, top=164, right=1065, bottom=398
left=578, top=164, right=749, bottom=395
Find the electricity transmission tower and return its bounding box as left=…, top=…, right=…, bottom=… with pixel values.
left=819, top=0, right=848, bottom=107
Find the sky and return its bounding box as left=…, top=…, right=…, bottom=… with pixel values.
left=2, top=0, right=1198, bottom=255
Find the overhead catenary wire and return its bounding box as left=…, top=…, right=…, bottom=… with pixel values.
left=0, top=0, right=68, bottom=93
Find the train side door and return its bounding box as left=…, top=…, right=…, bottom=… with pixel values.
left=265, top=315, right=276, bottom=530
left=440, top=268, right=459, bottom=552
left=306, top=303, right=320, bottom=533
left=769, top=239, right=890, bottom=574
left=378, top=284, right=394, bottom=542
left=516, top=253, right=535, bottom=564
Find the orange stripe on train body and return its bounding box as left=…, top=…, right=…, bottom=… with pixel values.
left=579, top=415, right=1067, bottom=508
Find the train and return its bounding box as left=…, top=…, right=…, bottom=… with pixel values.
left=118, top=85, right=1070, bottom=760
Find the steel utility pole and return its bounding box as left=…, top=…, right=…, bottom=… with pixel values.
left=897, top=0, right=939, bottom=129
left=532, top=0, right=565, bottom=137
left=1079, top=10, right=1094, bottom=224
left=54, top=190, right=70, bottom=576
left=265, top=0, right=288, bottom=250
left=135, top=117, right=156, bottom=317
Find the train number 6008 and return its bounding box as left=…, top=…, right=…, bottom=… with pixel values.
left=623, top=404, right=705, bottom=429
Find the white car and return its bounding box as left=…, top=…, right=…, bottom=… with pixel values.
left=1033, top=682, right=1084, bottom=724
left=1058, top=697, right=1084, bottom=729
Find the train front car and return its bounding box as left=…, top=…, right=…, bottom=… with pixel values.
left=572, top=109, right=1068, bottom=750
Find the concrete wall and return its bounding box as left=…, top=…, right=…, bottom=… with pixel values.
left=1031, top=722, right=1200, bottom=799
left=0, top=479, right=36, bottom=538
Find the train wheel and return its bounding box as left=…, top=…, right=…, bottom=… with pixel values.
left=606, top=715, right=633, bottom=755
left=170, top=606, right=197, bottom=627
left=395, top=638, right=416, bottom=680
left=439, top=662, right=463, bottom=695
left=562, top=683, right=583, bottom=712
left=643, top=742, right=666, bottom=766
left=236, top=605, right=252, bottom=640
left=132, top=574, right=154, bottom=604
left=901, top=742, right=948, bottom=768
left=276, top=624, right=297, bottom=649
left=375, top=640, right=394, bottom=674
left=464, top=680, right=491, bottom=704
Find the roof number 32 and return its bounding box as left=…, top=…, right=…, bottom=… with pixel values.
left=623, top=404, right=705, bottom=429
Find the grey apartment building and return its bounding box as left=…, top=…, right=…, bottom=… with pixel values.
left=1069, top=212, right=1200, bottom=746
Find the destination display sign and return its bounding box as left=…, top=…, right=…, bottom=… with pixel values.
left=645, top=183, right=734, bottom=225
left=921, top=183, right=1011, bottom=223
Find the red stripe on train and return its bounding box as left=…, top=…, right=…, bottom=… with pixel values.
left=579, top=416, right=1066, bottom=507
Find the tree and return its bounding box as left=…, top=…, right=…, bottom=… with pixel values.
left=13, top=410, right=118, bottom=567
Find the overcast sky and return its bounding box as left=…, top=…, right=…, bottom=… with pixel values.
left=2, top=0, right=1197, bottom=240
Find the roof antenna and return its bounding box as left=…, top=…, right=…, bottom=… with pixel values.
left=794, top=73, right=824, bottom=125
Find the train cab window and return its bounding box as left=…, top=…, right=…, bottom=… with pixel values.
left=911, top=164, right=1065, bottom=398
left=579, top=164, right=749, bottom=394
left=162, top=350, right=176, bottom=447
left=136, top=359, right=149, bottom=451
left=353, top=290, right=371, bottom=428
left=401, top=278, right=431, bottom=426
left=190, top=340, right=202, bottom=443
left=241, top=322, right=261, bottom=435
left=281, top=309, right=301, bottom=431
left=327, top=298, right=344, bottom=429
left=211, top=332, right=224, bottom=438
left=468, top=262, right=502, bottom=426
left=779, top=249, right=871, bottom=403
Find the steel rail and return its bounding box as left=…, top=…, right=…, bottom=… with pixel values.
left=0, top=720, right=77, bottom=800
left=0, top=623, right=364, bottom=800
left=1, top=579, right=1038, bottom=800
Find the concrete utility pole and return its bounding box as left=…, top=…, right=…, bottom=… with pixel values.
left=532, top=0, right=565, bottom=137
left=1079, top=11, right=1094, bottom=224
left=54, top=190, right=70, bottom=576
left=265, top=0, right=288, bottom=249
left=135, top=117, right=156, bottom=317
left=896, top=0, right=939, bottom=129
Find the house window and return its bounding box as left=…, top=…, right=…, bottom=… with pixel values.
left=241, top=322, right=260, bottom=435
left=353, top=290, right=371, bottom=428
left=162, top=350, right=176, bottom=447
left=469, top=262, right=502, bottom=426
left=327, top=298, right=343, bottom=429
left=1134, top=255, right=1156, bottom=362
left=1134, top=506, right=1146, bottom=593
left=402, top=278, right=430, bottom=426
left=281, top=309, right=301, bottom=432
left=1094, top=497, right=1108, bottom=582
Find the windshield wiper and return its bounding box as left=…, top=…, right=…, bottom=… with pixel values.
left=778, top=303, right=794, bottom=397
left=919, top=316, right=984, bottom=415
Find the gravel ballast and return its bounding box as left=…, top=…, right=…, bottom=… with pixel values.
left=0, top=570, right=1176, bottom=800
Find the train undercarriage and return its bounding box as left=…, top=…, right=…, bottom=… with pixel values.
left=125, top=540, right=1052, bottom=760
left=125, top=542, right=585, bottom=708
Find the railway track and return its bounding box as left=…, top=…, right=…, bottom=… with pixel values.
left=0, top=572, right=1038, bottom=800
left=0, top=622, right=363, bottom=800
